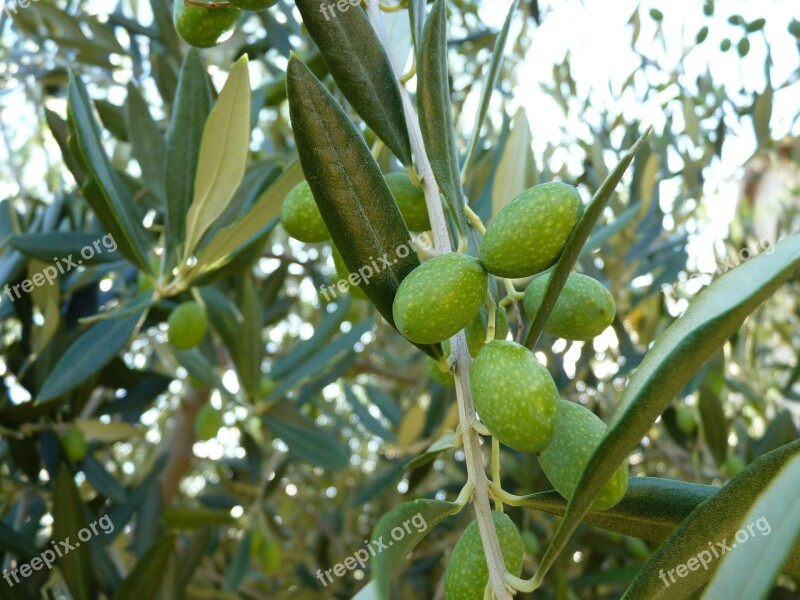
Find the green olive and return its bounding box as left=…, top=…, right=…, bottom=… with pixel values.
left=280, top=181, right=330, bottom=243
left=167, top=301, right=208, bottom=350
left=172, top=0, right=241, bottom=49
left=392, top=253, right=488, bottom=345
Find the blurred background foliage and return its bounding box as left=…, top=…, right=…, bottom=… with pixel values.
left=0, top=0, right=799, bottom=598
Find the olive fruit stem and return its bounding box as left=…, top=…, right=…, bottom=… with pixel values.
left=491, top=436, right=503, bottom=513
left=453, top=480, right=475, bottom=507
left=471, top=420, right=491, bottom=436
left=379, top=0, right=407, bottom=12
left=366, top=5, right=512, bottom=597
left=183, top=0, right=232, bottom=7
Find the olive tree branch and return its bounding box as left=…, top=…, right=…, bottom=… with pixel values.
left=365, top=3, right=512, bottom=598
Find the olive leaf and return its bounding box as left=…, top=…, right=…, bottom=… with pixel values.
left=535, top=233, right=800, bottom=587
left=295, top=0, right=412, bottom=165
left=53, top=464, right=95, bottom=600
left=67, top=76, right=153, bottom=273
left=372, top=499, right=459, bottom=600
left=125, top=82, right=166, bottom=203
left=417, top=0, right=468, bottom=234
left=621, top=441, right=800, bottom=600
left=166, top=49, right=211, bottom=250
left=286, top=56, right=441, bottom=360
left=195, top=160, right=303, bottom=276
left=112, top=534, right=175, bottom=600
left=517, top=477, right=717, bottom=542
left=700, top=453, right=800, bottom=600
left=183, top=55, right=251, bottom=258
left=525, top=128, right=651, bottom=349
left=462, top=0, right=520, bottom=181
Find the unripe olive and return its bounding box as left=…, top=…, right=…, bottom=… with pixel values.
left=331, top=247, right=367, bottom=299
left=522, top=272, right=615, bottom=340
left=471, top=340, right=558, bottom=453
left=259, top=377, right=276, bottom=398
left=385, top=172, right=430, bottom=232
left=465, top=308, right=509, bottom=357
left=172, top=0, right=241, bottom=48
left=229, top=0, right=277, bottom=11
left=194, top=404, right=222, bottom=440
left=425, top=356, right=454, bottom=387
left=280, top=181, right=330, bottom=243
left=479, top=182, right=582, bottom=278
left=445, top=512, right=523, bottom=600
left=62, top=427, right=87, bottom=462
left=392, top=253, right=488, bottom=345
left=168, top=301, right=208, bottom=350
left=538, top=399, right=629, bottom=511
left=675, top=405, right=697, bottom=434
left=723, top=454, right=746, bottom=478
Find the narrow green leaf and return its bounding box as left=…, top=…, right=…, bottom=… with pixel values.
left=753, top=84, right=773, bottom=147
left=490, top=108, right=532, bottom=217
left=407, top=0, right=427, bottom=52
left=405, top=432, right=457, bottom=470
left=80, top=454, right=128, bottom=503
left=67, top=76, right=152, bottom=273
left=166, top=49, right=211, bottom=249
left=37, top=314, right=140, bottom=402
left=525, top=128, right=651, bottom=349
left=183, top=56, right=251, bottom=257
left=295, top=0, right=412, bottom=165
left=286, top=57, right=441, bottom=360
left=372, top=499, right=459, bottom=600
left=11, top=232, right=121, bottom=265
left=461, top=0, right=520, bottom=181
left=622, top=441, right=800, bottom=600
left=517, top=477, right=717, bottom=542
left=112, top=535, right=175, bottom=600
left=701, top=453, right=800, bottom=600
left=0, top=521, right=39, bottom=559
left=126, top=83, right=166, bottom=202
left=537, top=233, right=800, bottom=588
left=53, top=464, right=94, bottom=600
left=698, top=356, right=728, bottom=467
left=222, top=533, right=251, bottom=593
left=417, top=0, right=468, bottom=234
left=264, top=417, right=349, bottom=470
left=239, top=276, right=262, bottom=399
left=195, top=160, right=303, bottom=276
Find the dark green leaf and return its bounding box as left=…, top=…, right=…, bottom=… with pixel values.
left=537, top=233, right=800, bottom=588
left=295, top=0, right=412, bottom=165
left=37, top=314, right=141, bottom=402
left=264, top=417, right=349, bottom=470
left=11, top=232, right=121, bottom=265
left=53, top=464, right=94, bottom=600
left=112, top=535, right=175, bottom=600
left=223, top=532, right=251, bottom=592
left=286, top=57, right=441, bottom=360
left=417, top=0, right=468, bottom=234
left=166, top=49, right=212, bottom=249
left=516, top=477, right=717, bottom=542
left=67, top=76, right=153, bottom=273
left=80, top=454, right=128, bottom=503
left=373, top=499, right=459, bottom=600
left=622, top=441, right=800, bottom=599
left=126, top=83, right=166, bottom=203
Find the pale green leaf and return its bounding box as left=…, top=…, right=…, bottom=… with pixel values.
left=184, top=56, right=251, bottom=257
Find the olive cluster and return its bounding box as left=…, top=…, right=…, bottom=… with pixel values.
left=172, top=0, right=279, bottom=48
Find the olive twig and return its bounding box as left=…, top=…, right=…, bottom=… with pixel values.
left=365, top=4, right=513, bottom=598
left=453, top=480, right=475, bottom=508
left=183, top=0, right=233, bottom=8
